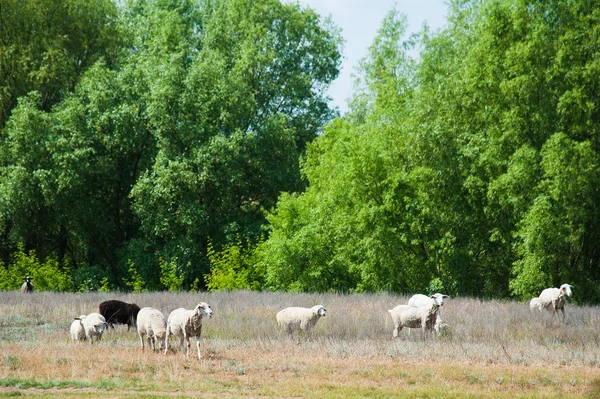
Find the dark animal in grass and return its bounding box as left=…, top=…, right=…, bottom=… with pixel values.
left=98, top=300, right=141, bottom=331
left=21, top=276, right=34, bottom=293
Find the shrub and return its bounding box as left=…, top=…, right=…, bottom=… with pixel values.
left=204, top=237, right=264, bottom=292
left=0, top=244, right=73, bottom=291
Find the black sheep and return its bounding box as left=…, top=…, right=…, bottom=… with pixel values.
left=98, top=300, right=140, bottom=331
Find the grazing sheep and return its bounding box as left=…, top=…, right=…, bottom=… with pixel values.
left=21, top=276, right=33, bottom=293
left=137, top=307, right=167, bottom=351
left=388, top=297, right=440, bottom=338
left=165, top=302, right=213, bottom=359
left=407, top=293, right=449, bottom=334
left=99, top=300, right=141, bottom=331
left=70, top=315, right=87, bottom=342
left=529, top=297, right=542, bottom=312
left=80, top=312, right=108, bottom=344
left=276, top=305, right=327, bottom=338
left=537, top=284, right=573, bottom=319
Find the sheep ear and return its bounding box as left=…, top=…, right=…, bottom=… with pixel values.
left=443, top=295, right=449, bottom=298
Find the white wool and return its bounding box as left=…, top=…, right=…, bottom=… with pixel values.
left=137, top=307, right=167, bottom=351
left=537, top=284, right=573, bottom=319
left=276, top=305, right=327, bottom=338
left=407, top=293, right=449, bottom=334
left=70, top=315, right=87, bottom=342
left=529, top=298, right=542, bottom=312
left=165, top=302, right=213, bottom=359
left=81, top=312, right=107, bottom=344
left=388, top=300, right=440, bottom=338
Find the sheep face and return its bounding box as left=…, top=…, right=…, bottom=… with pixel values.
left=560, top=284, right=573, bottom=298
left=313, top=305, right=327, bottom=317
left=196, top=302, right=213, bottom=319
left=431, top=293, right=449, bottom=306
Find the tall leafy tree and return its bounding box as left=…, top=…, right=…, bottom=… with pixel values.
left=129, top=0, right=342, bottom=286
left=0, top=0, right=342, bottom=289
left=0, top=0, right=119, bottom=128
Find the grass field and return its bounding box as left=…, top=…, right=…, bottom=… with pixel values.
left=1, top=290, right=600, bottom=398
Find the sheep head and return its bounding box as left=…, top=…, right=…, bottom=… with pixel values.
left=560, top=284, right=573, bottom=298
left=195, top=302, right=213, bottom=319
left=430, top=293, right=449, bottom=306
left=312, top=305, right=327, bottom=317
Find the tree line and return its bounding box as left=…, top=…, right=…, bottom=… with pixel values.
left=1, top=0, right=599, bottom=301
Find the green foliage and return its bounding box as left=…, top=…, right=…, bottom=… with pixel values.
left=2, top=0, right=600, bottom=300
left=0, top=0, right=341, bottom=291
left=159, top=258, right=184, bottom=292
left=0, top=0, right=119, bottom=127
left=257, top=0, right=600, bottom=300
left=0, top=244, right=72, bottom=291
left=122, top=260, right=147, bottom=293
left=205, top=237, right=264, bottom=292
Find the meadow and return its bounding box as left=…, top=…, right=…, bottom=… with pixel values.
left=1, top=290, right=600, bottom=398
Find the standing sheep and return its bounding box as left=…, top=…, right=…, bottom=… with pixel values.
left=388, top=297, right=440, bottom=338
left=99, top=300, right=141, bottom=331
left=21, top=276, right=33, bottom=293
left=276, top=305, right=327, bottom=338
left=537, top=284, right=573, bottom=319
left=407, top=293, right=449, bottom=334
left=70, top=315, right=87, bottom=342
left=80, top=312, right=108, bottom=344
left=137, top=307, right=167, bottom=351
left=165, top=302, right=213, bottom=360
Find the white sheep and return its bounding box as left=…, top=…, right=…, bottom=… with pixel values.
left=70, top=315, right=87, bottom=342
left=165, top=302, right=213, bottom=359
left=137, top=307, right=167, bottom=351
left=529, top=297, right=542, bottom=312
left=276, top=305, right=327, bottom=338
left=388, top=297, right=440, bottom=338
left=407, top=293, right=449, bottom=334
left=537, top=284, right=573, bottom=319
left=80, top=312, right=107, bottom=344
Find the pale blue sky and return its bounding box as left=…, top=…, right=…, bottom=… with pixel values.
left=292, top=0, right=449, bottom=114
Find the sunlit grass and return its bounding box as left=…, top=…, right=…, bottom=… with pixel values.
left=0, top=291, right=599, bottom=398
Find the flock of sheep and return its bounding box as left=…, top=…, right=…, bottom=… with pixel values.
left=70, top=300, right=214, bottom=359
left=64, top=283, right=573, bottom=360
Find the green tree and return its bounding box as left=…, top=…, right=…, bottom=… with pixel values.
left=0, top=0, right=119, bottom=128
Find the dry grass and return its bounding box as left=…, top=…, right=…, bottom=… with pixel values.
left=1, top=291, right=600, bottom=398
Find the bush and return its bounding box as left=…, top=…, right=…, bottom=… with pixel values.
left=0, top=244, right=73, bottom=291
left=204, top=237, right=264, bottom=292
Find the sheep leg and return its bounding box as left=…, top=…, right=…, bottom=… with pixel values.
left=184, top=336, right=190, bottom=359
left=139, top=333, right=145, bottom=349
left=393, top=324, right=402, bottom=338
left=196, top=336, right=202, bottom=359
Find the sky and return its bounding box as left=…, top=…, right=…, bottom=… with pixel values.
left=292, top=0, right=449, bottom=114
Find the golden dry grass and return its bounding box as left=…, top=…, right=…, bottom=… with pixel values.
left=1, top=291, right=600, bottom=398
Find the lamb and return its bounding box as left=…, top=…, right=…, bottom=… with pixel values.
left=165, top=302, right=213, bottom=359
left=99, top=299, right=141, bottom=331
left=70, top=315, right=87, bottom=342
left=21, top=276, right=33, bottom=293
left=529, top=297, right=542, bottom=312
left=276, top=305, right=327, bottom=338
left=388, top=297, right=440, bottom=338
left=407, top=293, right=449, bottom=334
left=80, top=312, right=108, bottom=344
left=137, top=307, right=167, bottom=351
left=537, top=284, right=573, bottom=319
